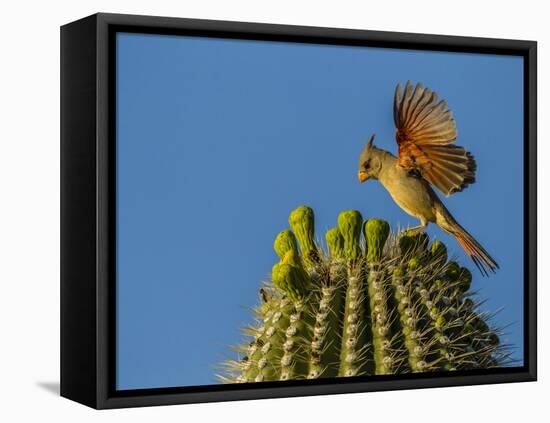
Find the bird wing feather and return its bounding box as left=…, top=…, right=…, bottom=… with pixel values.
left=393, top=81, right=477, bottom=197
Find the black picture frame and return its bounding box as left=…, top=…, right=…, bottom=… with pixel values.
left=60, top=12, right=537, bottom=409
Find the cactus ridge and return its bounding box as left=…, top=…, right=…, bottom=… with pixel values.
left=218, top=206, right=514, bottom=383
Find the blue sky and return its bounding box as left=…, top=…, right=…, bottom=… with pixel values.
left=116, top=32, right=524, bottom=389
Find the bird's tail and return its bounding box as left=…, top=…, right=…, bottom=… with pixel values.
left=435, top=204, right=499, bottom=276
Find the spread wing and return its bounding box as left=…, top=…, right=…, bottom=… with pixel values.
left=393, top=81, right=476, bottom=197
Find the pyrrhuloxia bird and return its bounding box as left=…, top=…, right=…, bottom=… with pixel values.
left=357, top=81, right=498, bottom=275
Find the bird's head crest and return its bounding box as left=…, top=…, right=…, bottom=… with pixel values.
left=366, top=133, right=375, bottom=150
left=359, top=133, right=376, bottom=159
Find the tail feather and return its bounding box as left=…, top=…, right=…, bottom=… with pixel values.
left=435, top=204, right=499, bottom=276
left=453, top=229, right=499, bottom=276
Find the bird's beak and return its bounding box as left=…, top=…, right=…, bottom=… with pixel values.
left=358, top=171, right=369, bottom=183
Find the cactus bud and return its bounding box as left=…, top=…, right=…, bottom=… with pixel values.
left=274, top=230, right=298, bottom=259
left=401, top=231, right=429, bottom=253
left=473, top=317, right=490, bottom=333
left=435, top=315, right=447, bottom=329
left=445, top=261, right=461, bottom=281
left=444, top=363, right=457, bottom=371
left=364, top=218, right=390, bottom=263
left=408, top=232, right=429, bottom=250
left=337, top=210, right=363, bottom=261
left=462, top=298, right=475, bottom=310
left=393, top=266, right=405, bottom=278
left=458, top=267, right=473, bottom=293
left=289, top=205, right=318, bottom=265
left=488, top=332, right=500, bottom=345
left=399, top=234, right=415, bottom=256
left=325, top=227, right=344, bottom=259
left=271, top=262, right=309, bottom=303
left=464, top=322, right=475, bottom=334
left=408, top=257, right=421, bottom=271
left=281, top=249, right=302, bottom=268
left=430, top=241, right=448, bottom=263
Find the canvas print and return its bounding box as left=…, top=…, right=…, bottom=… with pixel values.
left=115, top=32, right=523, bottom=389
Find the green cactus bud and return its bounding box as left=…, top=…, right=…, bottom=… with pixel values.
left=488, top=333, right=500, bottom=345
left=401, top=231, right=429, bottom=254
left=473, top=318, right=490, bottom=333
left=364, top=218, right=390, bottom=263
left=435, top=315, right=447, bottom=329
left=408, top=232, right=429, bottom=250
left=393, top=266, right=405, bottom=277
left=281, top=249, right=302, bottom=268
left=445, top=261, right=461, bottom=281
left=399, top=234, right=415, bottom=256
left=463, top=298, right=475, bottom=310
left=274, top=230, right=298, bottom=259
left=458, top=267, right=473, bottom=293
left=325, top=227, right=344, bottom=259
left=288, top=205, right=318, bottom=265
left=408, top=257, right=420, bottom=271
left=443, top=362, right=453, bottom=371
left=337, top=210, right=363, bottom=261
left=271, top=262, right=308, bottom=303
left=464, top=322, right=476, bottom=334
left=430, top=241, right=448, bottom=263
left=434, top=279, right=444, bottom=289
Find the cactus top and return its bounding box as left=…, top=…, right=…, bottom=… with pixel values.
left=325, top=227, right=345, bottom=259
left=364, top=218, right=390, bottom=263
left=274, top=230, right=298, bottom=259
left=281, top=249, right=302, bottom=268
left=337, top=210, right=363, bottom=261
left=221, top=206, right=510, bottom=384
left=271, top=260, right=309, bottom=303
left=289, top=205, right=318, bottom=265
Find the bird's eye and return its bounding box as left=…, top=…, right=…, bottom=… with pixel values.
left=363, top=160, right=370, bottom=170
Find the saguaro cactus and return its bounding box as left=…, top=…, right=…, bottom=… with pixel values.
left=219, top=206, right=512, bottom=383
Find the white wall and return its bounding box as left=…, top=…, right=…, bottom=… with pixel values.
left=0, top=0, right=546, bottom=421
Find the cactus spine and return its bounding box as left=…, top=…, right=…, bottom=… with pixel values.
left=219, top=206, right=512, bottom=383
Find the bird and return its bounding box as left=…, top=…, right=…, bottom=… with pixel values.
left=357, top=80, right=498, bottom=275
